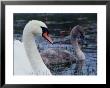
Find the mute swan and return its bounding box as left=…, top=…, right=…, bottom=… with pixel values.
left=70, top=25, right=85, bottom=74
left=14, top=20, right=53, bottom=75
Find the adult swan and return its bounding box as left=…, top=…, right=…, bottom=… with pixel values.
left=14, top=20, right=53, bottom=75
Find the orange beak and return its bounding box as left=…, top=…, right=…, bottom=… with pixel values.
left=43, top=32, right=53, bottom=44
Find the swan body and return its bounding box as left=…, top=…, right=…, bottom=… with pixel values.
left=41, top=48, right=76, bottom=65
left=14, top=20, right=52, bottom=75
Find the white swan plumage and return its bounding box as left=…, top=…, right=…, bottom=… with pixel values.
left=14, top=20, right=53, bottom=75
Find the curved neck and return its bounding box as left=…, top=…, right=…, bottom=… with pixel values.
left=71, top=40, right=81, bottom=51
left=71, top=40, right=85, bottom=60
left=72, top=40, right=85, bottom=60
left=23, top=31, right=45, bottom=71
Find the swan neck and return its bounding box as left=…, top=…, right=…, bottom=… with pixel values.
left=72, top=40, right=81, bottom=52
left=23, top=32, right=43, bottom=63
left=23, top=32, right=43, bottom=70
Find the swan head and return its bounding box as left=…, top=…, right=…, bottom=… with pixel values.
left=75, top=25, right=84, bottom=37
left=30, top=20, right=53, bottom=44
left=70, top=25, right=86, bottom=45
left=76, top=25, right=85, bottom=41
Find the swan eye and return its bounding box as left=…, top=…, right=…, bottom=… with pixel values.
left=41, top=27, right=49, bottom=35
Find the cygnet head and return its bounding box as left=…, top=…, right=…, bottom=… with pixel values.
left=24, top=20, right=53, bottom=44
left=73, top=25, right=85, bottom=40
